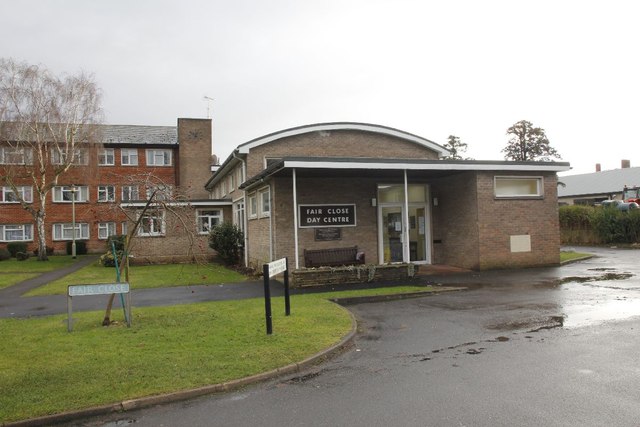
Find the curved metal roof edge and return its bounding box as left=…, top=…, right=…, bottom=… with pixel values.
left=236, top=122, right=450, bottom=156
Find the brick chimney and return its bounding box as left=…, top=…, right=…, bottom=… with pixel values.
left=622, top=159, right=631, bottom=169
left=596, top=163, right=601, bottom=172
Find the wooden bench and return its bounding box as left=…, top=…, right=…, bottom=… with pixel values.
left=303, top=246, right=365, bottom=268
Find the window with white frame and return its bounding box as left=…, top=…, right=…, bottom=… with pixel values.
left=50, top=148, right=89, bottom=165
left=121, top=185, right=139, bottom=202
left=0, top=186, right=33, bottom=203
left=52, top=186, right=89, bottom=202
left=121, top=222, right=128, bottom=235
left=236, top=167, right=244, bottom=186
left=494, top=176, right=543, bottom=198
left=259, top=188, right=270, bottom=217
left=137, top=211, right=165, bottom=236
left=98, top=148, right=115, bottom=166
left=0, top=146, right=33, bottom=165
left=121, top=148, right=138, bottom=166
left=98, top=222, right=117, bottom=240
left=97, top=185, right=115, bottom=202
left=233, top=200, right=245, bottom=233
left=196, top=209, right=223, bottom=234
left=52, top=223, right=89, bottom=240
left=146, top=184, right=173, bottom=201
left=145, top=149, right=172, bottom=166
left=248, top=193, right=257, bottom=219
left=0, top=224, right=33, bottom=242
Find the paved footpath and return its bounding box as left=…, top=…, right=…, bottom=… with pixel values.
left=0, top=248, right=603, bottom=319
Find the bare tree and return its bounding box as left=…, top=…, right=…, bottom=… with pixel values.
left=0, top=58, right=102, bottom=260
left=100, top=172, right=205, bottom=325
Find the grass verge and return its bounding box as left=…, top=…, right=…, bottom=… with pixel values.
left=560, top=251, right=592, bottom=263
left=0, top=296, right=350, bottom=423
left=0, top=255, right=80, bottom=273
left=26, top=261, right=248, bottom=296
left=0, top=273, right=40, bottom=290
left=0, top=285, right=433, bottom=423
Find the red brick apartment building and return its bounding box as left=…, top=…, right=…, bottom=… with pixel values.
left=0, top=118, right=222, bottom=262
left=205, top=123, right=571, bottom=271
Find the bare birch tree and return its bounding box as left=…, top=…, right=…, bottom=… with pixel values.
left=0, top=58, right=102, bottom=260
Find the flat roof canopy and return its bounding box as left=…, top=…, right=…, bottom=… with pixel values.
left=240, top=157, right=571, bottom=190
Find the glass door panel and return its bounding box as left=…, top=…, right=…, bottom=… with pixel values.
left=382, top=206, right=404, bottom=263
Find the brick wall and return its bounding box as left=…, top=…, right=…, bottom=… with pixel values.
left=177, top=118, right=212, bottom=199
left=246, top=130, right=440, bottom=177
left=270, top=175, right=380, bottom=268
left=475, top=172, right=560, bottom=269
left=430, top=172, right=481, bottom=269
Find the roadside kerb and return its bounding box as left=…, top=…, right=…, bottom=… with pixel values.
left=330, top=286, right=465, bottom=305
left=3, top=305, right=358, bottom=427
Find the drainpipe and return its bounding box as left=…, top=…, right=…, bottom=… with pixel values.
left=232, top=152, right=249, bottom=268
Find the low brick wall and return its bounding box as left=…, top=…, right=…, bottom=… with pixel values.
left=291, top=263, right=416, bottom=288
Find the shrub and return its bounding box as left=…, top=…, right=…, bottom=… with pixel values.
left=16, top=251, right=30, bottom=261
left=100, top=252, right=118, bottom=267
left=0, top=248, right=11, bottom=261
left=107, top=235, right=126, bottom=252
left=209, top=222, right=244, bottom=265
left=66, top=240, right=88, bottom=255
left=7, top=242, right=28, bottom=257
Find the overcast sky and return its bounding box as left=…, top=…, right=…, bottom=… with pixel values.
left=2, top=0, right=639, bottom=175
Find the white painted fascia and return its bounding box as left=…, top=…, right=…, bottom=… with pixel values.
left=237, top=123, right=450, bottom=157
left=282, top=160, right=571, bottom=173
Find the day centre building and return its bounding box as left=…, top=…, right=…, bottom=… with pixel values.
left=206, top=122, right=570, bottom=271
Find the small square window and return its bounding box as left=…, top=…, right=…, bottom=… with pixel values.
left=97, top=185, right=115, bottom=202
left=145, top=149, right=172, bottom=166
left=98, top=148, right=115, bottom=166
left=259, top=188, right=270, bottom=217
left=121, top=149, right=139, bottom=166
left=248, top=193, right=257, bottom=219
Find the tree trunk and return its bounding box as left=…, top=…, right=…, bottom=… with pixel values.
left=36, top=208, right=48, bottom=261
left=102, top=294, right=115, bottom=326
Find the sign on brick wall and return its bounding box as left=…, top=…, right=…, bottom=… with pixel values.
left=298, top=204, right=356, bottom=228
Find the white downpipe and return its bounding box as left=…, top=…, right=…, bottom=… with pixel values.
left=403, top=170, right=410, bottom=263
left=236, top=155, right=249, bottom=267
left=292, top=168, right=300, bottom=268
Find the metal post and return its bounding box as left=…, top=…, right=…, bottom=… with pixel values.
left=263, top=264, right=273, bottom=335
left=71, top=185, right=77, bottom=259
left=284, top=258, right=290, bottom=316
left=67, top=295, right=73, bottom=332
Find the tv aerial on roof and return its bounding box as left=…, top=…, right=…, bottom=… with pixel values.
left=203, top=96, right=214, bottom=119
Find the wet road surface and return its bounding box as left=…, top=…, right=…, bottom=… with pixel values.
left=64, top=247, right=640, bottom=427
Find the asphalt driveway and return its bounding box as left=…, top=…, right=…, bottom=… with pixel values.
left=62, top=246, right=640, bottom=427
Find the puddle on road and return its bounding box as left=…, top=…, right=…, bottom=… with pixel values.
left=563, top=298, right=640, bottom=328
left=556, top=272, right=633, bottom=285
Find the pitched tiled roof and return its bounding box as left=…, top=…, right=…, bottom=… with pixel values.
left=558, top=167, right=640, bottom=197
left=100, top=124, right=177, bottom=145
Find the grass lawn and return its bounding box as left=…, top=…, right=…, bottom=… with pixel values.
left=0, top=285, right=435, bottom=423
left=0, top=273, right=39, bottom=290
left=0, top=255, right=81, bottom=289
left=26, top=260, right=248, bottom=296
left=0, top=255, right=79, bottom=273
left=560, top=251, right=592, bottom=263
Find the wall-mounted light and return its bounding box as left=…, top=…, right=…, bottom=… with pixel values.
left=371, top=198, right=377, bottom=207
left=433, top=197, right=439, bottom=207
